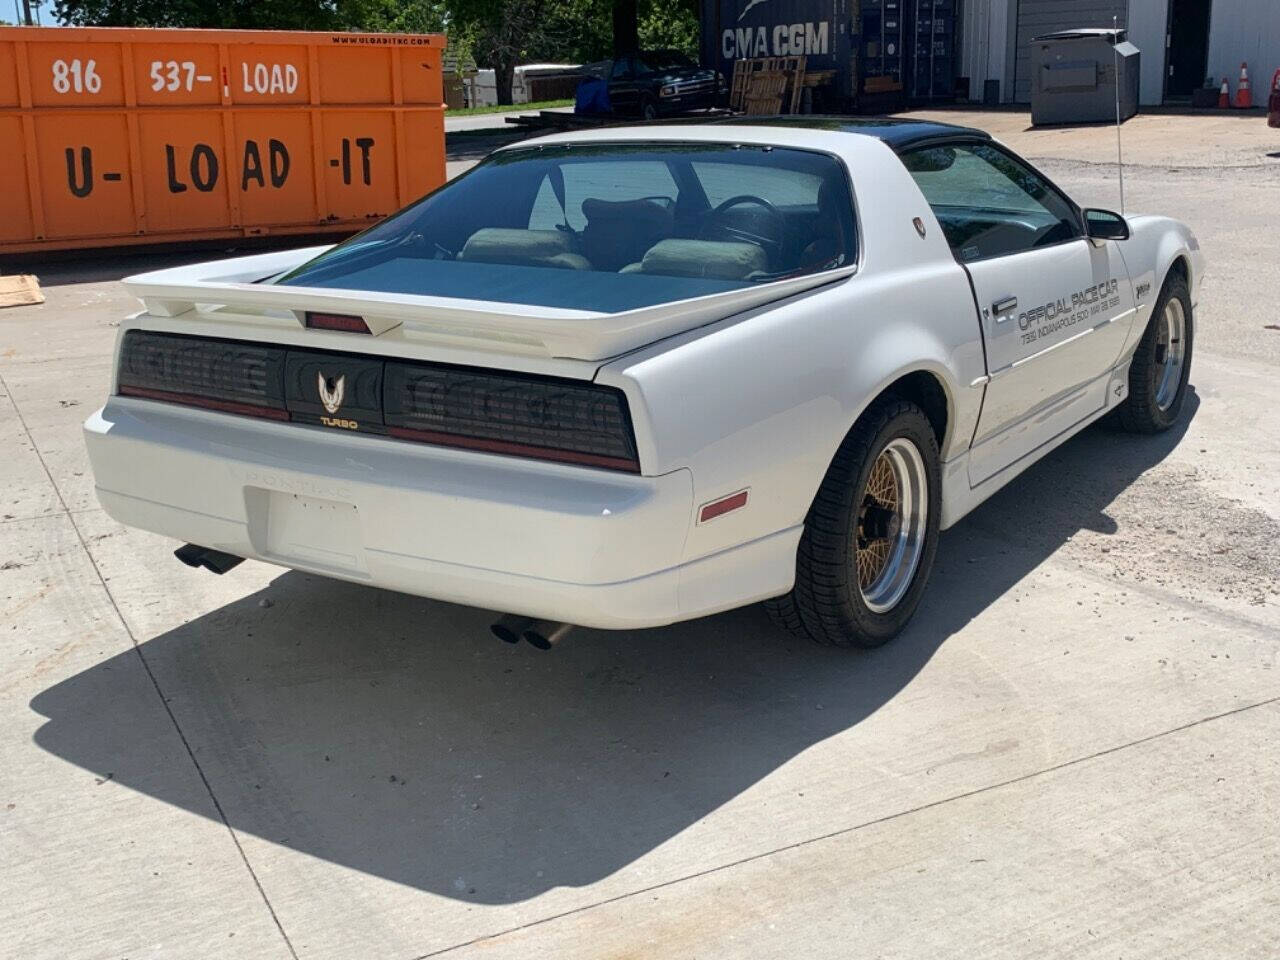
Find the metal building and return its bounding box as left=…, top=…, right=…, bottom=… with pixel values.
left=700, top=0, right=965, bottom=111
left=700, top=1, right=1279, bottom=110
left=960, top=0, right=1280, bottom=106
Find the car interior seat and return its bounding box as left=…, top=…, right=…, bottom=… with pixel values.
left=581, top=197, right=675, bottom=272
left=622, top=238, right=768, bottom=280
left=457, top=228, right=591, bottom=270
left=801, top=176, right=852, bottom=268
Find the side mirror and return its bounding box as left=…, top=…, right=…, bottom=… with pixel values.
left=1083, top=208, right=1130, bottom=241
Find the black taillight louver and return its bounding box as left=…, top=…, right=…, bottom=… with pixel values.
left=117, top=330, right=289, bottom=419
left=115, top=331, right=641, bottom=472
left=384, top=363, right=639, bottom=472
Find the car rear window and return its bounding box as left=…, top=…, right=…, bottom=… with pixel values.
left=277, top=142, right=856, bottom=314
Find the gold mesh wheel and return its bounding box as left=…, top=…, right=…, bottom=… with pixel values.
left=855, top=438, right=928, bottom=614
left=857, top=455, right=898, bottom=589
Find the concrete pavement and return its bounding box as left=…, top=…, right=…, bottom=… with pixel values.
left=2, top=110, right=1278, bottom=959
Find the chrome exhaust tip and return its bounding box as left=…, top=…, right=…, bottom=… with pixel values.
left=490, top=614, right=533, bottom=644
left=522, top=620, right=575, bottom=650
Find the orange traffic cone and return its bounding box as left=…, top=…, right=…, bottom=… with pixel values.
left=1218, top=76, right=1230, bottom=108
left=1235, top=62, right=1252, bottom=108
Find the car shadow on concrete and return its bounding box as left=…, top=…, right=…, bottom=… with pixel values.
left=29, top=393, right=1197, bottom=904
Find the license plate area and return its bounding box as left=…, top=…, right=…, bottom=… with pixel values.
left=246, top=488, right=366, bottom=576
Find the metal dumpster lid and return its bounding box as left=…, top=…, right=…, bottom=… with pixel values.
left=1032, top=27, right=1126, bottom=42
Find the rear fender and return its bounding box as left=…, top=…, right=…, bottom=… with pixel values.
left=599, top=263, right=985, bottom=565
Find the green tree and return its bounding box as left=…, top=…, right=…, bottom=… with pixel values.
left=639, top=0, right=698, bottom=57
left=56, top=0, right=325, bottom=29
left=447, top=0, right=553, bottom=105
left=51, top=0, right=702, bottom=103
left=51, top=0, right=414, bottom=30
left=357, top=0, right=448, bottom=34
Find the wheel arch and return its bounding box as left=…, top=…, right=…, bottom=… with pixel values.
left=1124, top=215, right=1203, bottom=314
left=834, top=359, right=959, bottom=467
left=876, top=368, right=951, bottom=453
left=782, top=348, right=970, bottom=546
left=786, top=362, right=957, bottom=535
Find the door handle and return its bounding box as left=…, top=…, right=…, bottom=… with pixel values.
left=992, top=295, right=1018, bottom=320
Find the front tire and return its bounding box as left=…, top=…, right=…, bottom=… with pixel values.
left=1117, top=272, right=1193, bottom=433
left=766, top=399, right=942, bottom=648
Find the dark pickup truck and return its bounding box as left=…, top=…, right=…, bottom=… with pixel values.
left=578, top=51, right=726, bottom=120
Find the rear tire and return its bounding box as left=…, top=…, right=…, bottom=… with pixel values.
left=1117, top=272, right=1193, bottom=433
left=766, top=399, right=942, bottom=648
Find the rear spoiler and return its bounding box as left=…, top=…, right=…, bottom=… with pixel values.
left=124, top=248, right=856, bottom=362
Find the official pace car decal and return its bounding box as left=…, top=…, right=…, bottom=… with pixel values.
left=1016, top=278, right=1122, bottom=346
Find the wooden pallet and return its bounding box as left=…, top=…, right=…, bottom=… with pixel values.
left=728, top=59, right=755, bottom=111
left=742, top=72, right=789, bottom=114
left=731, top=56, right=808, bottom=114
left=779, top=55, right=807, bottom=114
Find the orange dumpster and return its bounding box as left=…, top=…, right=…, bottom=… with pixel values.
left=0, top=27, right=446, bottom=254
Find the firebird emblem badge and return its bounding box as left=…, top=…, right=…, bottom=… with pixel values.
left=318, top=372, right=345, bottom=414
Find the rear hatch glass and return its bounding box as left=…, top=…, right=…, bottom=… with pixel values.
left=277, top=142, right=856, bottom=313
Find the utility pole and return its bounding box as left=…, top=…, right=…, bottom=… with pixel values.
left=21, top=0, right=33, bottom=26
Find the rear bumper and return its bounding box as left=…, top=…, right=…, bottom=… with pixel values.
left=84, top=398, right=799, bottom=629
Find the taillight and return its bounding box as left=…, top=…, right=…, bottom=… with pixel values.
left=383, top=363, right=640, bottom=472
left=115, top=331, right=641, bottom=473
left=117, top=331, right=288, bottom=419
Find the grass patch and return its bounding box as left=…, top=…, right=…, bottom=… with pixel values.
left=446, top=99, right=573, bottom=116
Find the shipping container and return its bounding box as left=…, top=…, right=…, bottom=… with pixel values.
left=698, top=0, right=958, bottom=111
left=0, top=27, right=446, bottom=255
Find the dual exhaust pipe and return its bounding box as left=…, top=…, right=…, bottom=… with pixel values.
left=176, top=545, right=572, bottom=649
left=490, top=614, right=575, bottom=650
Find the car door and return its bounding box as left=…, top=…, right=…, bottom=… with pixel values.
left=608, top=57, right=639, bottom=115
left=902, top=141, right=1136, bottom=486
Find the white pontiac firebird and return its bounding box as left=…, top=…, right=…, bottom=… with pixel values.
left=84, top=118, right=1204, bottom=649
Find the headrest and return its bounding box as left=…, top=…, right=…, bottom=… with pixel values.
left=635, top=239, right=767, bottom=280
left=459, top=228, right=573, bottom=261
left=581, top=197, right=674, bottom=226
left=457, top=228, right=589, bottom=270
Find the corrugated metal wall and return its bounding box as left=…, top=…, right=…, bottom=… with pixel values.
left=1126, top=0, right=1166, bottom=105
left=1013, top=0, right=1128, bottom=101
left=1205, top=0, right=1280, bottom=97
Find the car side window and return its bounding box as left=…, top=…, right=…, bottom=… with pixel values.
left=610, top=58, right=633, bottom=80
left=901, top=143, right=1081, bottom=261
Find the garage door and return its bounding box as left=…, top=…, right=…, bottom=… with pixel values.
left=1014, top=0, right=1127, bottom=101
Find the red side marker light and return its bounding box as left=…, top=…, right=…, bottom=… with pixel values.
left=305, top=312, right=371, bottom=334
left=699, top=489, right=749, bottom=523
